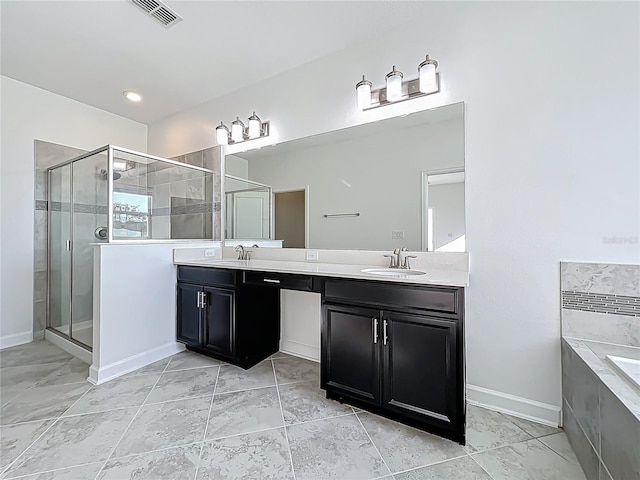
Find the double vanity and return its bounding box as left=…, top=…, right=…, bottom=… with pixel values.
left=174, top=250, right=468, bottom=444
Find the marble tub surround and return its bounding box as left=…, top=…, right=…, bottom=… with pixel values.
left=173, top=247, right=470, bottom=287
left=561, top=262, right=640, bottom=347
left=0, top=341, right=586, bottom=480
left=562, top=338, right=640, bottom=480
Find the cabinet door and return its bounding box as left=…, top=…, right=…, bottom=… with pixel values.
left=176, top=283, right=202, bottom=347
left=382, top=312, right=460, bottom=428
left=203, top=287, right=235, bottom=356
left=322, top=304, right=381, bottom=404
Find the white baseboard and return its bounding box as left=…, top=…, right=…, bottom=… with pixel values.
left=467, top=384, right=561, bottom=427
left=0, top=331, right=33, bottom=349
left=89, top=342, right=185, bottom=385
left=279, top=339, right=320, bottom=363
left=44, top=330, right=92, bottom=364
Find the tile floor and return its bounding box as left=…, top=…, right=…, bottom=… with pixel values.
left=0, top=341, right=587, bottom=480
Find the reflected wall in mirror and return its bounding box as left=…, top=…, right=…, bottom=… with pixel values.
left=225, top=101, right=465, bottom=251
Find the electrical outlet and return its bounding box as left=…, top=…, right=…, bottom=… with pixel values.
left=204, top=248, right=217, bottom=258
left=306, top=250, right=319, bottom=261
left=391, top=230, right=405, bottom=240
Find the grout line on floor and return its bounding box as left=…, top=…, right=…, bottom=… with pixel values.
left=0, top=383, right=94, bottom=477
left=0, top=415, right=61, bottom=428
left=1, top=460, right=105, bottom=480
left=468, top=454, right=497, bottom=480
left=100, top=440, right=204, bottom=463
left=272, top=358, right=297, bottom=480
left=537, top=434, right=577, bottom=464
left=388, top=452, right=471, bottom=478
left=59, top=404, right=144, bottom=419
left=284, top=411, right=356, bottom=428
left=213, top=382, right=278, bottom=396
left=194, top=360, right=222, bottom=480
left=163, top=364, right=225, bottom=374
left=143, top=392, right=215, bottom=407
left=531, top=437, right=578, bottom=464
left=206, top=425, right=286, bottom=443
left=92, top=357, right=172, bottom=480
left=353, top=411, right=394, bottom=478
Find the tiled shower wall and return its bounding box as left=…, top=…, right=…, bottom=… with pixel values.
left=149, top=147, right=222, bottom=240
left=33, top=141, right=223, bottom=337
left=561, top=262, right=640, bottom=347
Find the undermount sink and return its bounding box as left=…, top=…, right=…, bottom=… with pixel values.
left=361, top=268, right=426, bottom=276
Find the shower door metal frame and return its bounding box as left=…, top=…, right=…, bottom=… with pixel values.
left=46, top=144, right=219, bottom=350
left=107, top=145, right=217, bottom=243
left=46, top=160, right=88, bottom=350
left=46, top=144, right=109, bottom=351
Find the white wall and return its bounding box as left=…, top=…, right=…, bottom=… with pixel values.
left=242, top=117, right=463, bottom=251
left=147, top=2, right=640, bottom=423
left=91, top=242, right=217, bottom=383
left=0, top=76, right=147, bottom=348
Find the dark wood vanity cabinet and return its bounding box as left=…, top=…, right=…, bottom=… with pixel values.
left=322, top=279, right=465, bottom=444
left=176, top=264, right=465, bottom=443
left=324, top=304, right=382, bottom=404
left=176, top=283, right=203, bottom=347
left=176, top=266, right=279, bottom=368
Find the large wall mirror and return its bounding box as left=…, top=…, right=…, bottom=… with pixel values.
left=224, top=101, right=465, bottom=251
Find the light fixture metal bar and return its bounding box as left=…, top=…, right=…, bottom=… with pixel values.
left=363, top=74, right=440, bottom=111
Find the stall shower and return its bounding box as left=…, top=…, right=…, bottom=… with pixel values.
left=45, top=145, right=219, bottom=351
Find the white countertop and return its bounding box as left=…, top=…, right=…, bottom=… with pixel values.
left=174, top=258, right=469, bottom=287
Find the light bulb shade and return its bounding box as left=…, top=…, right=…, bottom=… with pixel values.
left=231, top=117, right=245, bottom=143
left=385, top=66, right=403, bottom=102
left=418, top=56, right=438, bottom=94
left=355, top=76, right=372, bottom=110
left=248, top=112, right=261, bottom=139
left=112, top=159, right=129, bottom=171
left=216, top=123, right=229, bottom=145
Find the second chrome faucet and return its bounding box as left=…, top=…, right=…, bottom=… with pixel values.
left=384, top=247, right=417, bottom=269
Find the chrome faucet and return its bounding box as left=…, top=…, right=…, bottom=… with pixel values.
left=235, top=245, right=252, bottom=260
left=384, top=247, right=417, bottom=269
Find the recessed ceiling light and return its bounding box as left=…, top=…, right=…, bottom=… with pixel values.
left=123, top=91, right=142, bottom=103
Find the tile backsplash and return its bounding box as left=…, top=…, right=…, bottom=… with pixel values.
left=561, top=262, right=640, bottom=347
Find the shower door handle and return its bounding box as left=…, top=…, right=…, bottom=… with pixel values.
left=66, top=240, right=72, bottom=251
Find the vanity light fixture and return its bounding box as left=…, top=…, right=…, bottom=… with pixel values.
left=215, top=113, right=270, bottom=145
left=247, top=112, right=262, bottom=139
left=231, top=117, right=245, bottom=143
left=356, top=54, right=440, bottom=111
left=385, top=66, right=404, bottom=102
left=356, top=76, right=372, bottom=110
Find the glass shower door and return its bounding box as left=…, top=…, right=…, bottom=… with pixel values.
left=48, top=165, right=72, bottom=337
left=70, top=151, right=108, bottom=348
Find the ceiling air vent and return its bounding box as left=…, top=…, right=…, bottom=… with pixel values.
left=130, top=0, right=183, bottom=28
